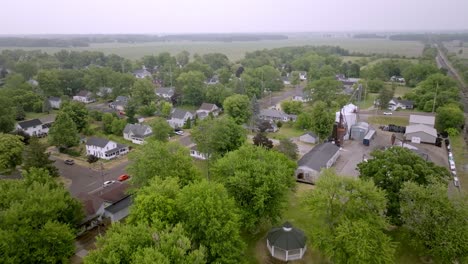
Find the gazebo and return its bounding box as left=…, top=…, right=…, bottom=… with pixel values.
left=266, top=222, right=307, bottom=261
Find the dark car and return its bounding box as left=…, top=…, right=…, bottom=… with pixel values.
left=64, top=159, right=74, bottom=165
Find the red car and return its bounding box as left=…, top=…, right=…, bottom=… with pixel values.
left=118, top=174, right=130, bottom=181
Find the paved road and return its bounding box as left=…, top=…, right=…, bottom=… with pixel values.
left=53, top=157, right=129, bottom=197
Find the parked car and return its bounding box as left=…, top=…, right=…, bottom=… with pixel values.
left=383, top=112, right=393, bottom=115
left=118, top=174, right=130, bottom=181
left=175, top=130, right=184, bottom=135
left=453, top=177, right=460, bottom=187
left=64, top=159, right=74, bottom=165
left=103, top=180, right=116, bottom=187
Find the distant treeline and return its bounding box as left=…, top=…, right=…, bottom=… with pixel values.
left=0, top=34, right=288, bottom=47
left=389, top=33, right=468, bottom=42
left=353, top=34, right=387, bottom=39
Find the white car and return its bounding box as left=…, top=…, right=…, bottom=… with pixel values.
left=453, top=177, right=460, bottom=187
left=383, top=112, right=393, bottom=115
left=103, top=180, right=116, bottom=187
left=174, top=130, right=184, bottom=136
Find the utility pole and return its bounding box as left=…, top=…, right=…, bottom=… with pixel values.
left=432, top=82, right=439, bottom=113
left=169, top=64, right=173, bottom=87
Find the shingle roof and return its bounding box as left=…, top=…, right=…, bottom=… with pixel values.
left=298, top=143, right=340, bottom=171
left=17, top=119, right=42, bottom=129
left=303, top=131, right=318, bottom=138
left=76, top=90, right=92, bottom=97
left=123, top=124, right=152, bottom=138
left=171, top=108, right=190, bottom=119
left=115, top=96, right=128, bottom=102
left=409, top=115, right=435, bottom=126
left=48, top=96, right=61, bottom=102
left=86, top=137, right=110, bottom=148
left=198, top=103, right=217, bottom=112
left=405, top=124, right=437, bottom=138
left=105, top=195, right=132, bottom=214
left=267, top=222, right=307, bottom=250
left=155, top=87, right=174, bottom=96
left=260, top=109, right=289, bottom=119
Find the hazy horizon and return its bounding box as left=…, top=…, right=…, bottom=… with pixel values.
left=2, top=0, right=468, bottom=35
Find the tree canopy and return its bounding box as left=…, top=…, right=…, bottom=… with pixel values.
left=223, top=94, right=252, bottom=125
left=435, top=103, right=464, bottom=133
left=0, top=133, right=24, bottom=173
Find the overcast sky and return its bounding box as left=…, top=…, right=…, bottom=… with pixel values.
left=1, top=0, right=467, bottom=34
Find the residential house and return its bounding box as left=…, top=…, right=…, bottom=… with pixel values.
left=205, top=75, right=219, bottom=85
left=388, top=98, right=414, bottom=111
left=299, top=132, right=319, bottom=144
left=97, top=87, right=113, bottom=97
left=295, top=143, right=340, bottom=184
left=16, top=119, right=45, bottom=136
left=259, top=109, right=297, bottom=122
left=48, top=96, right=62, bottom=109
left=27, top=79, right=39, bottom=87
left=405, top=124, right=437, bottom=144
left=179, top=135, right=208, bottom=160
left=409, top=114, right=435, bottom=128
left=85, top=137, right=129, bottom=160
left=109, top=96, right=129, bottom=111
left=168, top=108, right=194, bottom=128
left=282, top=75, right=291, bottom=85
left=299, top=71, right=307, bottom=81
left=133, top=68, right=152, bottom=79
left=38, top=115, right=56, bottom=135
left=335, top=74, right=360, bottom=86
left=292, top=90, right=311, bottom=102
left=155, top=87, right=175, bottom=100
left=196, top=103, right=220, bottom=119
left=390, top=75, right=406, bottom=83
left=123, top=124, right=152, bottom=144
left=73, top=90, right=95, bottom=104
left=77, top=182, right=132, bottom=233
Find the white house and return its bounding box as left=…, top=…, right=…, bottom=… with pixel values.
left=168, top=108, right=194, bottom=128
left=179, top=136, right=208, bottom=160
left=282, top=75, right=291, bottom=85
left=16, top=119, right=45, bottom=136
left=48, top=97, right=62, bottom=109
left=196, top=103, right=220, bottom=119
left=109, top=96, right=129, bottom=111
left=85, top=137, right=129, bottom=160
left=295, top=143, right=340, bottom=184
left=390, top=75, right=406, bottom=83
left=155, top=87, right=175, bottom=100
left=38, top=115, right=56, bottom=135
left=299, top=71, right=307, bottom=81
left=299, top=132, right=319, bottom=144
left=259, top=109, right=297, bottom=122
left=97, top=87, right=113, bottom=97
left=409, top=114, right=435, bottom=128
left=405, top=124, right=437, bottom=144
left=133, top=68, right=152, bottom=79
left=73, top=90, right=95, bottom=104
left=388, top=98, right=414, bottom=111
left=205, top=75, right=219, bottom=85
left=292, top=90, right=311, bottom=102
left=123, top=124, right=152, bottom=145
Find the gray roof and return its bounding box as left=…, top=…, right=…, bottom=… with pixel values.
left=391, top=97, right=413, bottom=106
left=105, top=195, right=132, bottom=214
left=133, top=69, right=151, bottom=75
left=198, top=103, right=217, bottom=112
left=76, top=90, right=92, bottom=97
left=86, top=137, right=110, bottom=148
left=18, top=119, right=42, bottom=129
left=116, top=96, right=128, bottom=102
left=303, top=131, right=318, bottom=138
left=48, top=96, right=61, bottom=102
left=105, top=143, right=128, bottom=155
left=260, top=109, right=290, bottom=119
left=39, top=114, right=56, bottom=125
left=298, top=143, right=340, bottom=171
left=405, top=124, right=437, bottom=138
left=351, top=122, right=369, bottom=130
left=409, top=115, right=435, bottom=126
left=171, top=108, right=191, bottom=119
left=123, top=124, right=152, bottom=138
left=155, top=87, right=175, bottom=96
left=267, top=222, right=306, bottom=250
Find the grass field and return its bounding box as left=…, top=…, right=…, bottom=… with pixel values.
left=368, top=116, right=409, bottom=127
left=450, top=134, right=468, bottom=194
left=443, top=41, right=468, bottom=59
left=0, top=38, right=425, bottom=61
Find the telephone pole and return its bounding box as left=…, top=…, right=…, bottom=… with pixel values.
left=432, top=82, right=439, bottom=113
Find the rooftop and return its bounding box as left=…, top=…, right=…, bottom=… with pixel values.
left=298, top=143, right=340, bottom=171
left=409, top=114, right=435, bottom=126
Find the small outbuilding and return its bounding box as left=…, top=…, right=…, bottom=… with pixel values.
left=405, top=124, right=437, bottom=144
left=299, top=131, right=319, bottom=144
left=350, top=122, right=369, bottom=141
left=267, top=222, right=307, bottom=261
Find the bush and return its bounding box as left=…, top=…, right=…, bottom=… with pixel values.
left=277, top=120, right=283, bottom=128
left=87, top=155, right=99, bottom=164
left=59, top=147, right=82, bottom=157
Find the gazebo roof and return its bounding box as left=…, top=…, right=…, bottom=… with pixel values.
left=267, top=222, right=306, bottom=250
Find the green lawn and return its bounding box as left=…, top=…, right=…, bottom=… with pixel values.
left=450, top=134, right=468, bottom=194
left=387, top=84, right=413, bottom=97
left=268, top=123, right=304, bottom=140
left=25, top=110, right=58, bottom=120
left=368, top=116, right=409, bottom=127
left=0, top=38, right=424, bottom=61
left=357, top=93, right=378, bottom=109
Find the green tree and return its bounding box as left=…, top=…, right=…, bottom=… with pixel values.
left=102, top=113, right=115, bottom=134
left=307, top=77, right=342, bottom=105
left=0, top=97, right=16, bottom=133
left=177, top=180, right=245, bottom=263
left=367, top=79, right=384, bottom=93
left=290, top=71, right=300, bottom=85
left=205, top=83, right=233, bottom=106
left=176, top=71, right=206, bottom=106
left=211, top=145, right=296, bottom=230
left=14, top=61, right=38, bottom=80
left=22, top=137, right=59, bottom=177
left=378, top=86, right=394, bottom=110
left=159, top=101, right=172, bottom=118
left=149, top=117, right=172, bottom=142
left=281, top=100, right=303, bottom=115
left=60, top=100, right=89, bottom=132
left=275, top=138, right=298, bottom=160
left=85, top=223, right=206, bottom=264
left=192, top=117, right=246, bottom=159
left=223, top=94, right=252, bottom=124
left=295, top=111, right=313, bottom=130
left=435, top=103, right=464, bottom=132
left=202, top=53, right=231, bottom=71
left=131, top=78, right=156, bottom=107
left=111, top=118, right=127, bottom=135
left=310, top=101, right=334, bottom=141
left=48, top=112, right=80, bottom=148
left=15, top=105, right=26, bottom=120
left=176, top=50, right=190, bottom=67
left=0, top=133, right=24, bottom=173
left=0, top=168, right=83, bottom=263
left=400, top=182, right=468, bottom=263
left=358, top=147, right=450, bottom=224
left=303, top=171, right=395, bottom=264
left=42, top=97, right=52, bottom=113
left=37, top=70, right=61, bottom=96
left=252, top=132, right=273, bottom=149
left=127, top=141, right=201, bottom=187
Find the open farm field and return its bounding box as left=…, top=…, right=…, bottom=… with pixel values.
left=0, top=38, right=424, bottom=61
left=443, top=41, right=468, bottom=59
